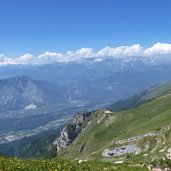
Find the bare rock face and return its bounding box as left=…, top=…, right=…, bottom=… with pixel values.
left=102, top=145, right=142, bottom=157
left=53, top=111, right=92, bottom=152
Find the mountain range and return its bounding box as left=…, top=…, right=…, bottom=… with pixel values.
left=0, top=75, right=95, bottom=156
left=54, top=80, right=171, bottom=168
left=0, top=75, right=66, bottom=112
left=1, top=61, right=171, bottom=169
left=1, top=59, right=171, bottom=106
left=1, top=77, right=168, bottom=169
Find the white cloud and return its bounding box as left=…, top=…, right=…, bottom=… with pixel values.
left=97, top=44, right=142, bottom=58
left=144, top=43, right=171, bottom=56
left=38, top=51, right=63, bottom=59
left=16, top=53, right=33, bottom=63
left=38, top=51, right=64, bottom=63
left=0, top=53, right=33, bottom=66
left=75, top=48, right=94, bottom=57
left=0, top=58, right=17, bottom=66
left=37, top=48, right=94, bottom=63
left=1, top=43, right=171, bottom=66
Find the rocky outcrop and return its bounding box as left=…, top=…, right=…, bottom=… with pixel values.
left=53, top=111, right=93, bottom=152
left=102, top=144, right=145, bottom=157
left=102, top=131, right=161, bottom=158
left=113, top=132, right=160, bottom=145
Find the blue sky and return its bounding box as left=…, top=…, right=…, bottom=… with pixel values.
left=0, top=0, right=171, bottom=56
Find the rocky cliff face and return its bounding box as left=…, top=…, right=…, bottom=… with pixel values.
left=53, top=111, right=93, bottom=152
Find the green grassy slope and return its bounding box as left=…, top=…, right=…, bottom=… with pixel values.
left=58, top=93, right=171, bottom=164
left=107, top=81, right=171, bottom=112
left=2, top=82, right=171, bottom=170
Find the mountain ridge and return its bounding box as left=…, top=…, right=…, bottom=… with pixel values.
left=1, top=78, right=171, bottom=170
left=54, top=80, right=171, bottom=165
left=107, top=80, right=171, bottom=112
left=0, top=75, right=65, bottom=112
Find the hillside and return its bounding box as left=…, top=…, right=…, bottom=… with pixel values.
left=0, top=129, right=60, bottom=159
left=1, top=80, right=171, bottom=170
left=107, top=80, right=171, bottom=112
left=1, top=90, right=171, bottom=171
left=0, top=75, right=65, bottom=112
left=56, top=85, right=171, bottom=167
left=1, top=82, right=171, bottom=170
left=0, top=156, right=149, bottom=171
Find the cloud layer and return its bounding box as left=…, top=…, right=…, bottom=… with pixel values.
left=1, top=43, right=171, bottom=66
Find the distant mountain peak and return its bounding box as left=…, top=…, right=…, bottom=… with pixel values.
left=0, top=76, right=64, bottom=112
